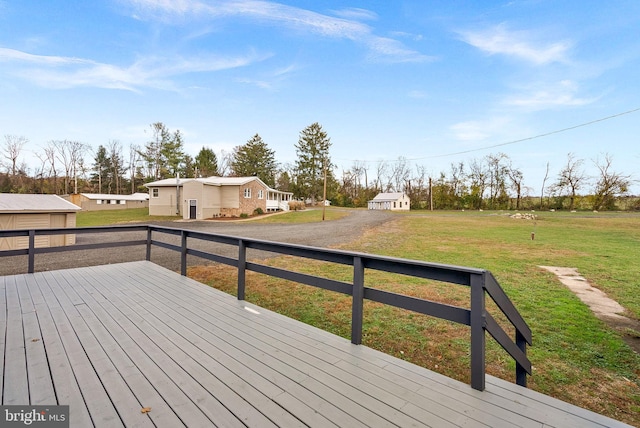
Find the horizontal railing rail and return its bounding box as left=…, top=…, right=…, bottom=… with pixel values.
left=0, top=224, right=532, bottom=391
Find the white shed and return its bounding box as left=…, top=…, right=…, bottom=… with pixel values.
left=0, top=194, right=80, bottom=250
left=368, top=192, right=411, bottom=211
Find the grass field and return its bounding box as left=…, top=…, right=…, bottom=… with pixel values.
left=75, top=207, right=348, bottom=227
left=75, top=207, right=178, bottom=227
left=187, top=209, right=640, bottom=426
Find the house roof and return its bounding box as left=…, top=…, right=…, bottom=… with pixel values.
left=371, top=192, right=406, bottom=202
left=200, top=176, right=261, bottom=186
left=143, top=178, right=197, bottom=187
left=0, top=194, right=81, bottom=213
left=145, top=176, right=293, bottom=195
left=81, top=193, right=149, bottom=201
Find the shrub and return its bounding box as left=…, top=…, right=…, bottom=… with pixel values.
left=253, top=207, right=264, bottom=215
left=288, top=201, right=305, bottom=211
left=240, top=213, right=249, bottom=219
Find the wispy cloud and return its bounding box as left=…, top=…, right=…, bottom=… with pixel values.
left=505, top=80, right=598, bottom=109
left=450, top=116, right=513, bottom=143
left=235, top=62, right=299, bottom=90
left=408, top=90, right=427, bottom=99
left=459, top=24, right=571, bottom=65
left=122, top=0, right=431, bottom=63
left=331, top=7, right=378, bottom=21
left=0, top=47, right=265, bottom=91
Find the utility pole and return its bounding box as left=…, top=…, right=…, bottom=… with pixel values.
left=322, top=157, right=327, bottom=221
left=429, top=177, right=433, bottom=211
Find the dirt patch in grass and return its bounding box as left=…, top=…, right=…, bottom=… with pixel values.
left=541, top=266, right=640, bottom=355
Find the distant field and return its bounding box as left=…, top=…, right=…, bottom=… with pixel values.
left=189, top=209, right=640, bottom=426
left=75, top=208, right=176, bottom=227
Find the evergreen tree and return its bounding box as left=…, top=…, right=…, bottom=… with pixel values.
left=293, top=122, right=332, bottom=202
left=194, top=147, right=219, bottom=177
left=230, top=133, right=278, bottom=186
left=92, top=145, right=111, bottom=193
left=139, top=122, right=185, bottom=180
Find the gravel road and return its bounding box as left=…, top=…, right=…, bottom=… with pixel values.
left=1, top=209, right=394, bottom=275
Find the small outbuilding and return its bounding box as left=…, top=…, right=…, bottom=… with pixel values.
left=0, top=194, right=80, bottom=250
left=66, top=193, right=149, bottom=211
left=368, top=192, right=411, bottom=211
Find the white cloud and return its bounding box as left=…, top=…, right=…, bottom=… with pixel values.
left=0, top=47, right=91, bottom=66
left=450, top=117, right=513, bottom=143
left=0, top=47, right=265, bottom=91
left=331, top=8, right=378, bottom=21
left=366, top=36, right=433, bottom=63
left=460, top=24, right=571, bottom=65
left=121, top=0, right=430, bottom=63
left=505, top=80, right=598, bottom=109
left=450, top=121, right=491, bottom=142
left=408, top=90, right=427, bottom=99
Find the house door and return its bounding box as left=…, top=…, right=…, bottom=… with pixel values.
left=189, top=199, right=197, bottom=219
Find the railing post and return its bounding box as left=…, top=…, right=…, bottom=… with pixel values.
left=28, top=230, right=35, bottom=273
left=470, top=272, right=486, bottom=391
left=237, top=239, right=246, bottom=301
left=180, top=230, right=187, bottom=276
left=146, top=228, right=152, bottom=261
left=516, top=330, right=527, bottom=387
left=351, top=256, right=364, bottom=345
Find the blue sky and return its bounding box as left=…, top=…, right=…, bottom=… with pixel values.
left=1, top=0, right=639, bottom=194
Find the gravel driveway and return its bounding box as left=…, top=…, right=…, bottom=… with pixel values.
left=1, top=209, right=394, bottom=275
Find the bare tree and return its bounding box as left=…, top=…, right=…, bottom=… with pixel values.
left=485, top=153, right=509, bottom=209
left=389, top=157, right=410, bottom=192
left=2, top=135, right=28, bottom=175
left=218, top=149, right=234, bottom=176
left=129, top=143, right=142, bottom=193
left=468, top=158, right=488, bottom=209
left=107, top=140, right=126, bottom=194
left=554, top=153, right=587, bottom=211
left=591, top=153, right=631, bottom=210
left=506, top=161, right=524, bottom=210
left=540, top=162, right=550, bottom=209
left=53, top=140, right=89, bottom=194
left=351, top=160, right=365, bottom=197
left=450, top=161, right=466, bottom=205
left=41, top=142, right=60, bottom=193
left=373, top=160, right=387, bottom=193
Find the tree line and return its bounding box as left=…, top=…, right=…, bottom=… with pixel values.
left=1, top=123, right=637, bottom=211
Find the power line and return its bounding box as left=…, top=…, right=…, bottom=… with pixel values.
left=335, top=106, right=640, bottom=164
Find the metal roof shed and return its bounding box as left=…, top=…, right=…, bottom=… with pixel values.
left=0, top=194, right=81, bottom=250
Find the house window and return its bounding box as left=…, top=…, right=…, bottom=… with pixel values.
left=399, top=202, right=402, bottom=208
left=152, top=188, right=159, bottom=198
left=394, top=202, right=396, bottom=208
left=244, top=188, right=252, bottom=198
left=258, top=190, right=264, bottom=199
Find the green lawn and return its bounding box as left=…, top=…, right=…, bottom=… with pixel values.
left=253, top=207, right=350, bottom=223
left=75, top=208, right=177, bottom=227
left=189, top=209, right=640, bottom=426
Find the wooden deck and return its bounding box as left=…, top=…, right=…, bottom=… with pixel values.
left=1, top=261, right=631, bottom=427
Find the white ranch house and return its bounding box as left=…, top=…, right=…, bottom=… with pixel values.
left=145, top=176, right=293, bottom=219
left=66, top=193, right=149, bottom=211
left=368, top=192, right=411, bottom=211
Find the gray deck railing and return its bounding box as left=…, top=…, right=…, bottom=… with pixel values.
left=0, top=225, right=532, bottom=391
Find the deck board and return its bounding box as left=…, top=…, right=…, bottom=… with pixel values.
left=1, top=261, right=632, bottom=428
